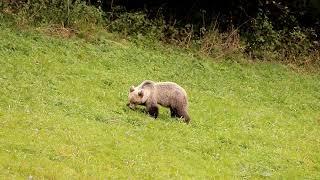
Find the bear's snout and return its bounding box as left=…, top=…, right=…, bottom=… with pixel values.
left=127, top=103, right=136, bottom=110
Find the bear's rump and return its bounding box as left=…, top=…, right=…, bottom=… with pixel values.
left=156, top=89, right=187, bottom=108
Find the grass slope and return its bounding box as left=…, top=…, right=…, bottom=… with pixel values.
left=0, top=25, right=319, bottom=179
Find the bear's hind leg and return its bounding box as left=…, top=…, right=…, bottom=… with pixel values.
left=170, top=107, right=178, bottom=118
left=177, top=108, right=190, bottom=124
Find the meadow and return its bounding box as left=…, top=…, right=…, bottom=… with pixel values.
left=0, top=23, right=319, bottom=179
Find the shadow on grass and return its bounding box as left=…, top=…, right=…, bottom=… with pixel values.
left=124, top=105, right=184, bottom=124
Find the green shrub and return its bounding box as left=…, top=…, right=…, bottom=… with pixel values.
left=244, top=13, right=317, bottom=65
left=107, top=8, right=165, bottom=39
left=244, top=14, right=281, bottom=59
left=1, top=0, right=104, bottom=30
left=68, top=2, right=105, bottom=31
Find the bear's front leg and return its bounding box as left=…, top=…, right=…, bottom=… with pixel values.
left=147, top=104, right=159, bottom=119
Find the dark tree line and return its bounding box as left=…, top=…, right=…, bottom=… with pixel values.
left=3, top=0, right=319, bottom=35
left=85, top=0, right=319, bottom=35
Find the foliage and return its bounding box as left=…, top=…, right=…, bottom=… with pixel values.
left=245, top=14, right=281, bottom=57
left=102, top=0, right=320, bottom=66
left=105, top=9, right=244, bottom=59
left=199, top=27, right=243, bottom=58
left=244, top=12, right=318, bottom=65
left=1, top=0, right=319, bottom=67
left=1, top=0, right=104, bottom=30
left=105, top=7, right=165, bottom=40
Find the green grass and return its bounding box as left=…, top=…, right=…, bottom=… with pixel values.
left=0, top=23, right=319, bottom=179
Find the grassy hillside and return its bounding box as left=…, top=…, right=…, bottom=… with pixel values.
left=0, top=24, right=319, bottom=179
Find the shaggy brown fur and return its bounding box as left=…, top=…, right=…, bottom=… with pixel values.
left=127, top=80, right=190, bottom=124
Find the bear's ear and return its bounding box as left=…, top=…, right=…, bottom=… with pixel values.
left=138, top=89, right=144, bottom=97
left=130, top=86, right=135, bottom=92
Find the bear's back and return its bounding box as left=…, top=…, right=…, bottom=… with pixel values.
left=154, top=82, right=188, bottom=107
left=155, top=82, right=187, bottom=95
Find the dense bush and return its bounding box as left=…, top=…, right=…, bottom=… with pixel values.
left=0, top=0, right=104, bottom=30
left=106, top=8, right=165, bottom=39
left=244, top=12, right=318, bottom=64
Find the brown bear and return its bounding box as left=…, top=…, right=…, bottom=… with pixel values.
left=127, top=80, right=190, bottom=124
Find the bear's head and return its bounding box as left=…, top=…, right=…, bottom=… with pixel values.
left=127, top=86, right=146, bottom=109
